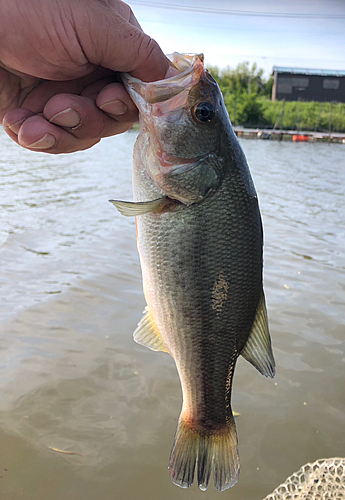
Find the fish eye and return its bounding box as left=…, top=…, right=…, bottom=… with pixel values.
left=193, top=102, right=216, bottom=123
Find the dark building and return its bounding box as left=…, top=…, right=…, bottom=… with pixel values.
left=272, top=67, right=345, bottom=102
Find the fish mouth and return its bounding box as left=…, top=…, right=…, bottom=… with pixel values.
left=122, top=53, right=209, bottom=174
left=122, top=53, right=204, bottom=107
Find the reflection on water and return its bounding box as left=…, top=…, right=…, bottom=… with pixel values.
left=0, top=128, right=344, bottom=500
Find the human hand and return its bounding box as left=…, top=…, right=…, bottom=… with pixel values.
left=0, top=0, right=169, bottom=153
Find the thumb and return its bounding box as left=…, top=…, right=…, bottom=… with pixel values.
left=74, top=0, right=170, bottom=82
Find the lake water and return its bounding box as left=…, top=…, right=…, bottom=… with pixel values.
left=0, top=127, right=344, bottom=500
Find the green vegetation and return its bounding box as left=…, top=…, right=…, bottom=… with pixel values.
left=207, top=63, right=345, bottom=132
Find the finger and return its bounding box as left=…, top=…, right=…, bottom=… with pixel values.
left=17, top=114, right=98, bottom=152
left=96, top=82, right=139, bottom=120
left=18, top=68, right=116, bottom=113
left=110, top=0, right=143, bottom=30
left=7, top=114, right=132, bottom=154
left=128, top=8, right=142, bottom=30
left=43, top=91, right=137, bottom=140
left=75, top=2, right=170, bottom=82
left=3, top=108, right=35, bottom=135
left=3, top=86, right=137, bottom=153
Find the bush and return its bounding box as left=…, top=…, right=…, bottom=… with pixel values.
left=207, top=63, right=345, bottom=132
left=259, top=99, right=345, bottom=132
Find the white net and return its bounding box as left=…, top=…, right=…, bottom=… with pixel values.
left=263, top=458, right=345, bottom=500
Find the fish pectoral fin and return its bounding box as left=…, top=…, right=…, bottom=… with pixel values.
left=133, top=307, right=169, bottom=353
left=109, top=197, right=167, bottom=216
left=241, top=291, right=276, bottom=378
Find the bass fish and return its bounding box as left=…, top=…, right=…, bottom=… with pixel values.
left=111, top=53, right=275, bottom=492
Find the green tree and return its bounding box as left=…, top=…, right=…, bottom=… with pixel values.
left=236, top=92, right=263, bottom=125
left=207, top=63, right=345, bottom=131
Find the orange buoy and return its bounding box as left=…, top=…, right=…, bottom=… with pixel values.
left=293, top=134, right=309, bottom=142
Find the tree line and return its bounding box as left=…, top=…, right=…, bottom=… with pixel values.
left=208, top=63, right=345, bottom=132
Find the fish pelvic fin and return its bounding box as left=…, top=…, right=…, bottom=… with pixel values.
left=168, top=414, right=239, bottom=492
left=133, top=307, right=169, bottom=353
left=109, top=197, right=174, bottom=217
left=241, top=291, right=276, bottom=378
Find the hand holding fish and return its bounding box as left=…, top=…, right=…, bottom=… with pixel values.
left=0, top=0, right=169, bottom=153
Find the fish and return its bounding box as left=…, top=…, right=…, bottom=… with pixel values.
left=110, top=53, right=275, bottom=492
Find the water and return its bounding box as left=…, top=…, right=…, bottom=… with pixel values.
left=0, top=127, right=344, bottom=499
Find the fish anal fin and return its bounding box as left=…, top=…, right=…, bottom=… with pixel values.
left=241, top=292, right=276, bottom=378
left=133, top=307, right=169, bottom=353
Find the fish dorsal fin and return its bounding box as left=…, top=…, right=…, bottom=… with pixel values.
left=133, top=307, right=169, bottom=353
left=109, top=197, right=167, bottom=217
left=241, top=292, right=276, bottom=378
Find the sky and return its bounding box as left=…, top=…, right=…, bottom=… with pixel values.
left=128, top=0, right=345, bottom=77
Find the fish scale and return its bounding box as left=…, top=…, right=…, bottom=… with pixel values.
left=111, top=52, right=275, bottom=491
left=138, top=182, right=259, bottom=410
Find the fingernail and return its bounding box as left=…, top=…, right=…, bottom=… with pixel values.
left=8, top=119, right=26, bottom=134
left=26, top=133, right=56, bottom=150
left=100, top=100, right=128, bottom=116
left=49, top=108, right=81, bottom=128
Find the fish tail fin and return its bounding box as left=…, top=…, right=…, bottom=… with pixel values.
left=212, top=415, right=240, bottom=492
left=168, top=414, right=239, bottom=492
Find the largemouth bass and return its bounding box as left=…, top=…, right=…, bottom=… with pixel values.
left=111, top=53, right=275, bottom=492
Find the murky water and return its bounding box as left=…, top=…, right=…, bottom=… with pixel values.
left=0, top=127, right=344, bottom=499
